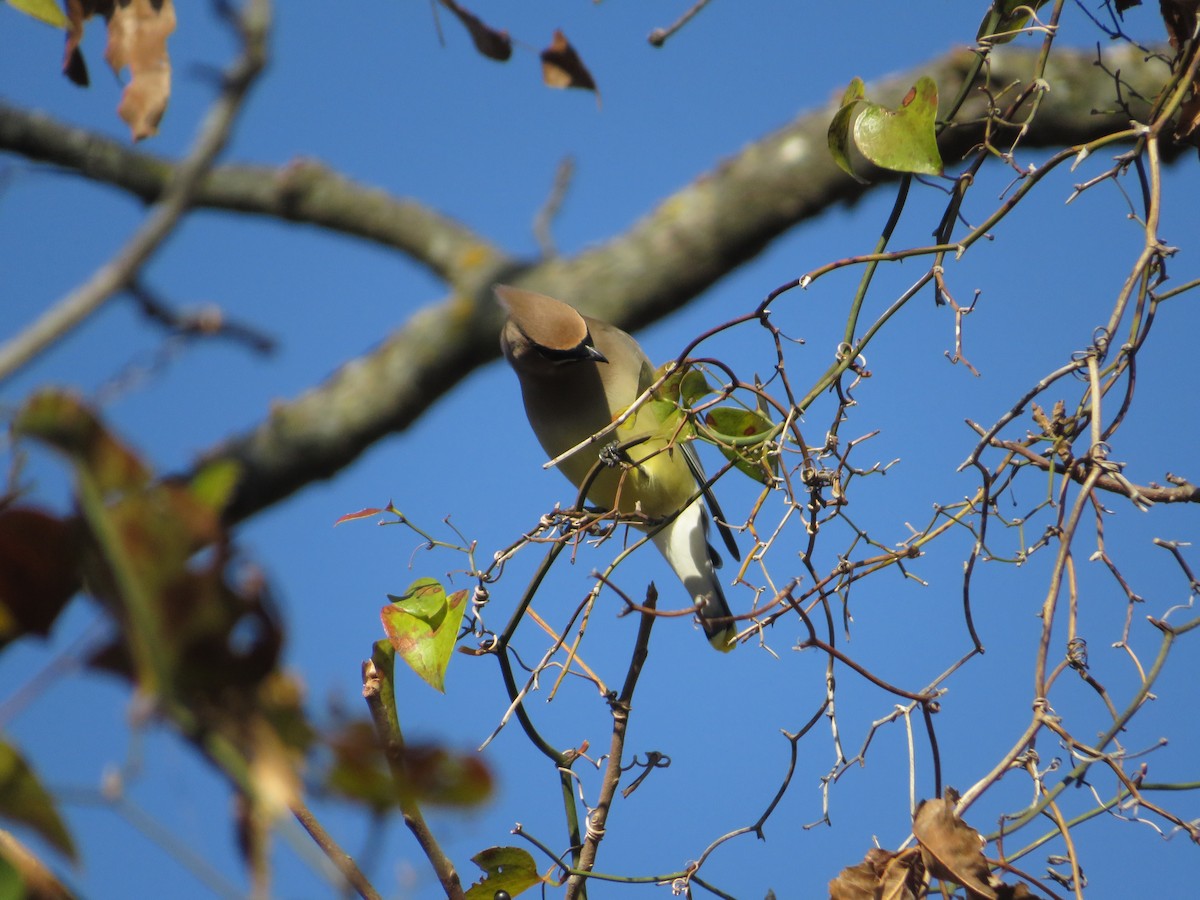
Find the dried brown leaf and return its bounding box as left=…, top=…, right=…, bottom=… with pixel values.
left=62, top=0, right=108, bottom=86
left=439, top=0, right=512, bottom=61
left=105, top=0, right=176, bottom=140
left=913, top=791, right=996, bottom=899
left=878, top=848, right=924, bottom=900
left=541, top=29, right=598, bottom=97
left=1177, top=95, right=1200, bottom=145
left=0, top=508, right=81, bottom=645
left=829, top=847, right=923, bottom=900
left=1160, top=0, right=1200, bottom=47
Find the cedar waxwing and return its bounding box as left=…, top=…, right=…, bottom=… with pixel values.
left=497, top=285, right=740, bottom=651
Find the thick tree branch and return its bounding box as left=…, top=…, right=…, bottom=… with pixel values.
left=0, top=44, right=1173, bottom=522
left=0, top=105, right=509, bottom=295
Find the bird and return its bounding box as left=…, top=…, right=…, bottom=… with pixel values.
left=496, top=284, right=740, bottom=651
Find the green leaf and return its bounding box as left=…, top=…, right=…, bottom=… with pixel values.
left=678, top=368, right=715, bottom=408
left=828, top=99, right=868, bottom=183
left=0, top=741, right=76, bottom=860
left=976, top=0, right=1050, bottom=44
left=839, top=75, right=865, bottom=108
left=702, top=407, right=778, bottom=484
left=855, top=77, right=942, bottom=176
left=5, top=0, right=69, bottom=29
left=464, top=846, right=542, bottom=899
left=828, top=76, right=943, bottom=180
left=381, top=579, right=468, bottom=692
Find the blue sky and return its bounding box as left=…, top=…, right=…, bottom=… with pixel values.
left=2, top=1, right=1199, bottom=897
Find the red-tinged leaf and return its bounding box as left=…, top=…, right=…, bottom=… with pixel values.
left=403, top=745, right=493, bottom=806
left=380, top=578, right=468, bottom=692
left=0, top=508, right=81, bottom=645
left=324, top=720, right=492, bottom=809
left=334, top=507, right=386, bottom=526
left=464, top=846, right=543, bottom=899
left=541, top=29, right=598, bottom=97
left=439, top=0, right=512, bottom=61
left=0, top=741, right=77, bottom=861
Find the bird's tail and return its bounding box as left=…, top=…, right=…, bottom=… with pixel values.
left=650, top=501, right=737, bottom=652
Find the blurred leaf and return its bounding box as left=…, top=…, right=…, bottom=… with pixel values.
left=0, top=742, right=76, bottom=861
left=464, top=846, right=542, bottom=899
left=16, top=390, right=282, bottom=698
left=188, top=459, right=241, bottom=515
left=106, top=0, right=176, bottom=140
left=0, top=508, right=81, bottom=646
left=324, top=719, right=492, bottom=809
left=402, top=745, right=493, bottom=806
left=324, top=720, right=395, bottom=810
left=381, top=578, right=467, bottom=692
left=5, top=0, right=69, bottom=28
left=61, top=0, right=175, bottom=139
left=0, top=829, right=74, bottom=899
left=541, top=29, right=598, bottom=97
left=828, top=76, right=942, bottom=180
left=14, top=389, right=149, bottom=496
left=702, top=407, right=777, bottom=484
left=438, top=0, right=511, bottom=61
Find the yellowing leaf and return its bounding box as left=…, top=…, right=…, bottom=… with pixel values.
left=13, top=389, right=150, bottom=495
left=0, top=742, right=76, bottom=861
left=6, top=0, right=69, bottom=28
left=381, top=578, right=468, bottom=692
left=702, top=406, right=778, bottom=484
left=189, top=459, right=241, bottom=515
left=464, top=846, right=543, bottom=899
left=828, top=76, right=943, bottom=181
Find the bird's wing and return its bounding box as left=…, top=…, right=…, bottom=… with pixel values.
left=681, top=440, right=741, bottom=563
